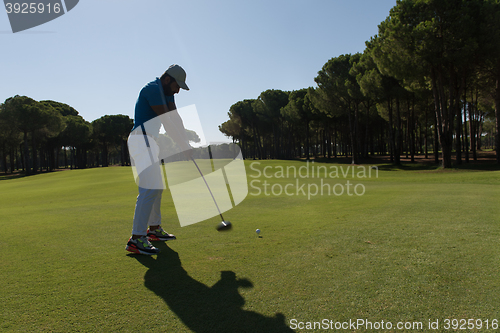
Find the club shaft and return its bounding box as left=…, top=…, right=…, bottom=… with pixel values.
left=156, top=85, right=225, bottom=222
left=191, top=157, right=224, bottom=220
left=154, top=83, right=223, bottom=221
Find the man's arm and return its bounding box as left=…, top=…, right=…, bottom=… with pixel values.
left=151, top=101, right=176, bottom=116
left=150, top=104, right=192, bottom=153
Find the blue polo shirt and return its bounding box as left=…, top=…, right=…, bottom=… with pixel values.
left=132, top=78, right=175, bottom=135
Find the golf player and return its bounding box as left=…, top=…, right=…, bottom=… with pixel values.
left=126, top=64, right=192, bottom=255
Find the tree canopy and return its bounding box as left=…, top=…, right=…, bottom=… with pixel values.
left=220, top=0, right=500, bottom=167
left=0, top=95, right=134, bottom=174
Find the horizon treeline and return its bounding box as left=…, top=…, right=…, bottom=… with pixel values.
left=219, top=0, right=500, bottom=168
left=0, top=95, right=233, bottom=176
left=0, top=96, right=133, bottom=175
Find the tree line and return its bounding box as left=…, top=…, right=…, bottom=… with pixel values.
left=0, top=95, right=232, bottom=176
left=219, top=0, right=500, bottom=168
left=0, top=95, right=133, bottom=175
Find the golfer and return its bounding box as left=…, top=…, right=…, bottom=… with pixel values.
left=126, top=64, right=192, bottom=255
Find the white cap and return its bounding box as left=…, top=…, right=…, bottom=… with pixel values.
left=166, top=64, right=189, bottom=90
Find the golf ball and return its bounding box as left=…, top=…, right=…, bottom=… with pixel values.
left=256, top=229, right=261, bottom=234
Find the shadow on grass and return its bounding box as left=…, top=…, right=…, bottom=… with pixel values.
left=374, top=161, right=500, bottom=172
left=289, top=152, right=500, bottom=172
left=130, top=243, right=294, bottom=333
left=287, top=156, right=441, bottom=171
left=0, top=169, right=67, bottom=181
left=0, top=171, right=29, bottom=181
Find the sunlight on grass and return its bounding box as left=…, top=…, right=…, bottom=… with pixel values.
left=0, top=161, right=499, bottom=332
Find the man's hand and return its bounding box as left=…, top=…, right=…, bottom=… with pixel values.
left=151, top=107, right=192, bottom=155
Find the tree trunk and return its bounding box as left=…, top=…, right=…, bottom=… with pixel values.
left=388, top=99, right=395, bottom=164
left=455, top=101, right=462, bottom=165
left=463, top=101, right=469, bottom=163
left=433, top=112, right=439, bottom=164
left=431, top=68, right=453, bottom=168
left=354, top=103, right=361, bottom=164
left=477, top=111, right=484, bottom=151
left=9, top=148, right=15, bottom=173
left=1, top=144, right=7, bottom=173
left=305, top=120, right=310, bottom=160
left=410, top=98, right=415, bottom=162
left=348, top=106, right=359, bottom=164
left=470, top=97, right=477, bottom=161
left=496, top=75, right=500, bottom=164
left=31, top=132, right=38, bottom=174
left=425, top=106, right=429, bottom=159
left=23, top=132, right=30, bottom=175
left=395, top=97, right=402, bottom=165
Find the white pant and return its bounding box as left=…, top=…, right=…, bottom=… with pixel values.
left=128, top=133, right=165, bottom=236
left=132, top=186, right=163, bottom=236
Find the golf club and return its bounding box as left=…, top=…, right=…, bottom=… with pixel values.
left=190, top=157, right=232, bottom=231
left=157, top=83, right=232, bottom=231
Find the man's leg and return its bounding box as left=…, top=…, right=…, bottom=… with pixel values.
left=127, top=134, right=164, bottom=254
left=131, top=150, right=164, bottom=239
left=147, top=189, right=162, bottom=230
left=126, top=187, right=162, bottom=255
left=146, top=190, right=177, bottom=241
left=132, top=187, right=162, bottom=239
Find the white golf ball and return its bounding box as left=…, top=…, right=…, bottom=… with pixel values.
left=256, top=229, right=261, bottom=234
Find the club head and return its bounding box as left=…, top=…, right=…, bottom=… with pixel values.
left=216, top=221, right=232, bottom=231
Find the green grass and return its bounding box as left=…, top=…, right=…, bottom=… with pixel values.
left=1, top=161, right=499, bottom=332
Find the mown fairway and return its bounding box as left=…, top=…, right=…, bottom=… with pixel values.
left=1, top=160, right=499, bottom=332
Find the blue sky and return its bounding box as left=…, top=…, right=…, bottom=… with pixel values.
left=0, top=0, right=396, bottom=143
